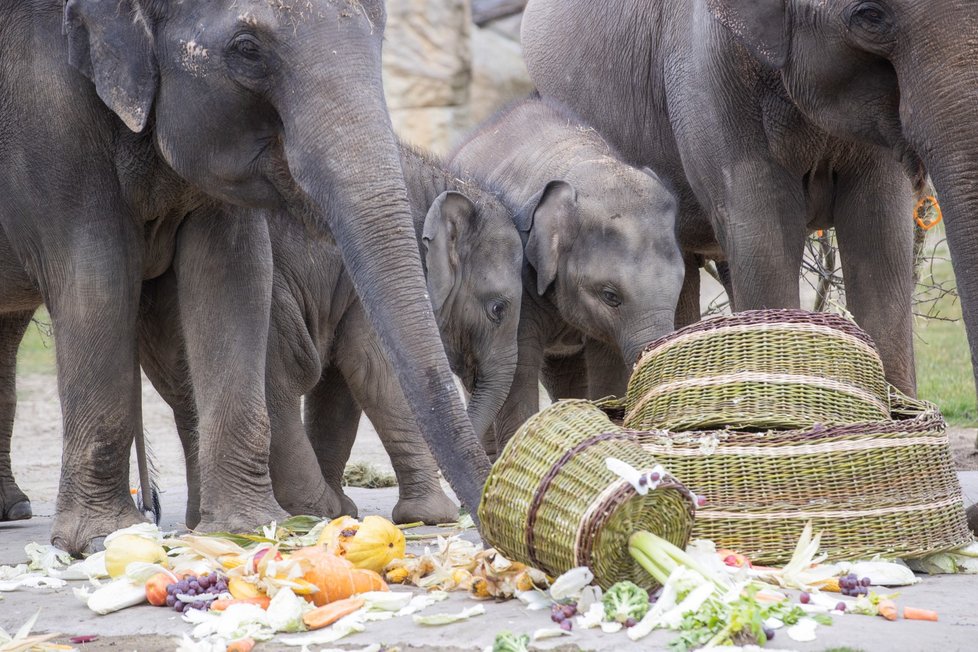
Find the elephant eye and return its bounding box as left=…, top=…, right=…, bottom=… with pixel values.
left=229, top=33, right=262, bottom=61
left=849, top=2, right=891, bottom=33
left=486, top=299, right=507, bottom=324
left=601, top=288, right=622, bottom=308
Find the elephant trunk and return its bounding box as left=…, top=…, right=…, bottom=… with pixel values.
left=277, top=52, right=490, bottom=518
left=622, top=309, right=677, bottom=367
left=465, top=343, right=519, bottom=448
left=900, top=54, right=978, bottom=411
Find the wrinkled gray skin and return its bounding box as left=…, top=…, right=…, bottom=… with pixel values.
left=0, top=0, right=490, bottom=552
left=522, top=0, right=978, bottom=398
left=138, top=144, right=523, bottom=526
left=451, top=96, right=684, bottom=452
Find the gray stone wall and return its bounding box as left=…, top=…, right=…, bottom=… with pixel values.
left=382, top=0, right=532, bottom=155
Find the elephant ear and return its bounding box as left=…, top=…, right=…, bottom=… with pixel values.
left=706, top=0, right=789, bottom=69
left=64, top=0, right=158, bottom=133
left=423, top=191, right=478, bottom=313
left=516, top=180, right=577, bottom=296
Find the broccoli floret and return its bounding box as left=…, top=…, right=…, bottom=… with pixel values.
left=603, top=580, right=650, bottom=624
left=492, top=631, right=530, bottom=652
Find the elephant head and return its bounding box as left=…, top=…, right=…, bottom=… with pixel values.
left=707, top=0, right=978, bottom=402
left=423, top=191, right=524, bottom=443
left=517, top=164, right=684, bottom=366
left=62, top=0, right=490, bottom=515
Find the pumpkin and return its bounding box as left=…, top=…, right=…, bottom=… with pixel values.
left=227, top=577, right=264, bottom=600
left=290, top=546, right=388, bottom=606
left=315, top=515, right=406, bottom=574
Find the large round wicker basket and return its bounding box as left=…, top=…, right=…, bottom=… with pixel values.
left=603, top=392, right=972, bottom=564
left=624, top=310, right=891, bottom=431
left=478, top=400, right=696, bottom=590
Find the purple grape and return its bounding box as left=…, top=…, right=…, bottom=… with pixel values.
left=192, top=601, right=205, bottom=611
left=624, top=618, right=638, bottom=628
left=561, top=605, right=577, bottom=619
left=763, top=627, right=775, bottom=641
left=189, top=580, right=200, bottom=592
left=835, top=602, right=846, bottom=612
left=638, top=475, right=648, bottom=487
left=861, top=577, right=871, bottom=587
left=177, top=580, right=190, bottom=593
left=166, top=583, right=176, bottom=595
left=175, top=601, right=186, bottom=613
left=165, top=595, right=176, bottom=607
left=216, top=581, right=228, bottom=593
left=650, top=471, right=661, bottom=482
left=559, top=620, right=573, bottom=632
left=799, top=592, right=810, bottom=604
left=198, top=575, right=210, bottom=590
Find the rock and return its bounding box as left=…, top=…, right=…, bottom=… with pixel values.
left=390, top=106, right=470, bottom=156
left=469, top=21, right=533, bottom=127
left=383, top=0, right=472, bottom=111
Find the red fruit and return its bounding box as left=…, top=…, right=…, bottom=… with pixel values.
left=145, top=573, right=172, bottom=607
left=251, top=548, right=283, bottom=574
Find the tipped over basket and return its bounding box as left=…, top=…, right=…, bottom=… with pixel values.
left=478, top=400, right=696, bottom=590
left=625, top=309, right=891, bottom=431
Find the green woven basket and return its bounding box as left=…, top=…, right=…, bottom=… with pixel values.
left=478, top=400, right=696, bottom=590
left=600, top=392, right=972, bottom=564
left=625, top=309, right=891, bottom=431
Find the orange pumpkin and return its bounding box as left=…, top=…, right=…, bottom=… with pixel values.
left=290, top=546, right=388, bottom=606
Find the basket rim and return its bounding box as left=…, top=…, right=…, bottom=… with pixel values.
left=635, top=309, right=880, bottom=363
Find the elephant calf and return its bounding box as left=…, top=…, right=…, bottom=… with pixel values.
left=451, top=95, right=685, bottom=453
left=139, top=142, right=523, bottom=525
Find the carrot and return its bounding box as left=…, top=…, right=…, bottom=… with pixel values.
left=302, top=597, right=365, bottom=630
left=211, top=596, right=271, bottom=611
left=226, top=638, right=255, bottom=652
left=903, top=606, right=938, bottom=622
left=877, top=598, right=898, bottom=621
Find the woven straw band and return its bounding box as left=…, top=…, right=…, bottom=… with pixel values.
left=637, top=309, right=878, bottom=357
left=642, top=434, right=948, bottom=457
left=697, top=495, right=963, bottom=520
left=635, top=322, right=882, bottom=371
left=625, top=371, right=890, bottom=424
left=571, top=477, right=689, bottom=568
left=525, top=430, right=635, bottom=568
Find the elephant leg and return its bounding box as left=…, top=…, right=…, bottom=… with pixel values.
left=834, top=161, right=916, bottom=395
left=0, top=310, right=34, bottom=521
left=585, top=340, right=630, bottom=398
left=137, top=271, right=201, bottom=528
left=715, top=260, right=734, bottom=308
left=304, top=366, right=360, bottom=517
left=540, top=348, right=588, bottom=400
left=334, top=306, right=457, bottom=525
left=675, top=254, right=702, bottom=329
left=45, top=218, right=147, bottom=554
left=173, top=209, right=287, bottom=532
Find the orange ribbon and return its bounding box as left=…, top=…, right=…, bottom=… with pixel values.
left=914, top=195, right=943, bottom=231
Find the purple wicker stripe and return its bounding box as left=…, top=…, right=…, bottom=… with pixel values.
left=525, top=431, right=636, bottom=569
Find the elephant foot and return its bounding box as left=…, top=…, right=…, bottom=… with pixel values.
left=51, top=498, right=148, bottom=557
left=279, top=483, right=344, bottom=519
left=339, top=491, right=358, bottom=518
left=967, top=503, right=978, bottom=537
left=1, top=481, right=32, bottom=521
left=196, top=497, right=289, bottom=535
left=392, top=490, right=459, bottom=525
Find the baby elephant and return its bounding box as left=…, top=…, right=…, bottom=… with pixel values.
left=138, top=143, right=523, bottom=526
left=451, top=95, right=685, bottom=453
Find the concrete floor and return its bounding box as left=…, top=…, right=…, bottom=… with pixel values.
left=2, top=481, right=978, bottom=652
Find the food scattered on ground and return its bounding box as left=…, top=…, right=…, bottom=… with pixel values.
left=342, top=462, right=398, bottom=489
left=0, top=515, right=959, bottom=651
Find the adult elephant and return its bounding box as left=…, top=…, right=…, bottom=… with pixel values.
left=0, top=0, right=488, bottom=553
left=522, top=0, right=978, bottom=399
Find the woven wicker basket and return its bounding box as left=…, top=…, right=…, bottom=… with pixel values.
left=600, top=393, right=973, bottom=564
left=478, top=400, right=696, bottom=590
left=625, top=309, right=891, bottom=431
